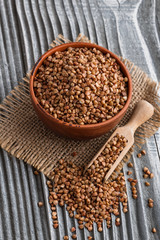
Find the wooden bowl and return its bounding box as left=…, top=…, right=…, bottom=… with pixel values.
left=30, top=42, right=132, bottom=140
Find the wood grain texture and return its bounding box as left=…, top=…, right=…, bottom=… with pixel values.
left=0, top=0, right=160, bottom=239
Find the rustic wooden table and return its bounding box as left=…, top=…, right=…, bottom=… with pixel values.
left=0, top=0, right=160, bottom=239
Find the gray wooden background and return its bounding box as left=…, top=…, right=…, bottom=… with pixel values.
left=0, top=0, right=160, bottom=239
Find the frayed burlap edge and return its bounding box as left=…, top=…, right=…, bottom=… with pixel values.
left=0, top=34, right=160, bottom=180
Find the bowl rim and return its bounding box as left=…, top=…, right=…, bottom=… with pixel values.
left=30, top=42, right=132, bottom=129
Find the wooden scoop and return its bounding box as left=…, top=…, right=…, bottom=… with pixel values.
left=84, top=100, right=154, bottom=182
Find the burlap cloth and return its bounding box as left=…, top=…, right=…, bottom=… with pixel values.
left=0, top=34, right=160, bottom=179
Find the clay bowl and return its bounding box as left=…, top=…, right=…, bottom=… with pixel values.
left=30, top=42, right=132, bottom=140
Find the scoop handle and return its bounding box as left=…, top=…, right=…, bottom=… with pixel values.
left=125, top=100, right=154, bottom=134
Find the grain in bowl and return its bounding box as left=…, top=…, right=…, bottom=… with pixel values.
left=33, top=47, right=128, bottom=125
